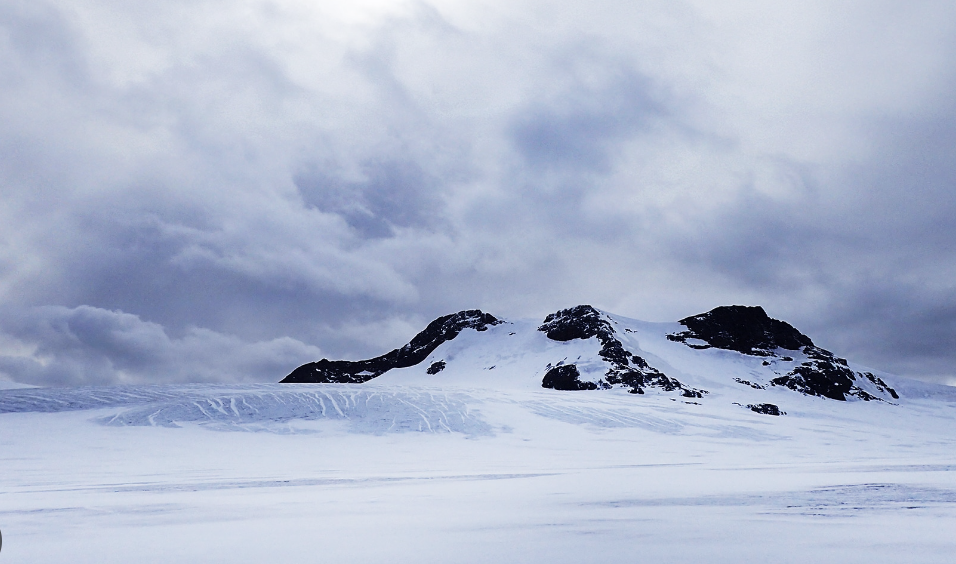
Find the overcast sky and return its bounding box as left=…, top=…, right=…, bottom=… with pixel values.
left=2, top=0, right=955, bottom=386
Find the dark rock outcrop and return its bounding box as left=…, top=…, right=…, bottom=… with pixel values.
left=539, top=305, right=612, bottom=342
left=667, top=305, right=812, bottom=355
left=541, top=364, right=598, bottom=391
left=862, top=372, right=900, bottom=400
left=669, top=305, right=897, bottom=402
left=281, top=310, right=502, bottom=383
left=539, top=305, right=704, bottom=397
left=769, top=346, right=855, bottom=401
left=734, top=378, right=765, bottom=390
left=748, top=403, right=783, bottom=416
left=769, top=346, right=899, bottom=402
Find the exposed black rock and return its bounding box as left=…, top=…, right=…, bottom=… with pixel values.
left=604, top=361, right=701, bottom=398
left=734, top=378, right=765, bottom=390
left=426, top=361, right=446, bottom=375
left=281, top=310, right=502, bottom=383
left=538, top=306, right=634, bottom=369
left=670, top=306, right=898, bottom=402
left=769, top=345, right=898, bottom=402
left=541, top=364, right=598, bottom=391
left=862, top=372, right=900, bottom=400
left=539, top=305, right=705, bottom=397
left=667, top=305, right=813, bottom=356
left=539, top=305, right=612, bottom=342
left=770, top=347, right=855, bottom=401
left=748, top=403, right=783, bottom=416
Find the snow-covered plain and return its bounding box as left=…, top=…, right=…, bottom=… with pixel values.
left=3, top=313, right=956, bottom=563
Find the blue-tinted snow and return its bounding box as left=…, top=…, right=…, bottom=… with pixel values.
left=3, top=381, right=956, bottom=563
left=0, top=384, right=492, bottom=435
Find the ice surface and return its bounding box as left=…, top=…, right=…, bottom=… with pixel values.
left=0, top=384, right=491, bottom=435
left=3, top=310, right=955, bottom=563
left=3, top=377, right=956, bottom=563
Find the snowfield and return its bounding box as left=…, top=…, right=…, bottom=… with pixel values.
left=2, top=381, right=956, bottom=563
left=3, top=307, right=956, bottom=563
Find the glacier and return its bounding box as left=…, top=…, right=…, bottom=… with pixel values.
left=2, top=305, right=956, bottom=563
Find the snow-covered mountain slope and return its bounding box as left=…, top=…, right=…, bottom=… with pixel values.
left=282, top=310, right=503, bottom=384
left=283, top=305, right=904, bottom=411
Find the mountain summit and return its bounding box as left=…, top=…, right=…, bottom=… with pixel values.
left=281, top=305, right=899, bottom=407
left=283, top=310, right=502, bottom=384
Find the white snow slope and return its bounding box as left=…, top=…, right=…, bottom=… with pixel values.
left=2, top=310, right=956, bottom=563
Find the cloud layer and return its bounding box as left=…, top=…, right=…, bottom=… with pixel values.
left=0, top=305, right=321, bottom=386
left=2, top=0, right=956, bottom=385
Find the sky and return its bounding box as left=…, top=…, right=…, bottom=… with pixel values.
left=1, top=0, right=956, bottom=387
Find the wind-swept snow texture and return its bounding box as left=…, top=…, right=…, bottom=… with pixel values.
left=3, top=379, right=956, bottom=563
left=3, top=306, right=955, bottom=563
left=0, top=384, right=491, bottom=435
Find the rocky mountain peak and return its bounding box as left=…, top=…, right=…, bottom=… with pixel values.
left=281, top=309, right=501, bottom=384
left=537, top=305, right=704, bottom=397
left=537, top=305, right=611, bottom=342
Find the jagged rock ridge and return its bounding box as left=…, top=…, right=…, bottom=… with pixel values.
left=769, top=347, right=899, bottom=401
left=668, top=305, right=897, bottom=401
left=538, top=305, right=704, bottom=397
left=281, top=310, right=502, bottom=383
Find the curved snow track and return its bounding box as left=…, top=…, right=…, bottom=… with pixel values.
left=0, top=384, right=493, bottom=435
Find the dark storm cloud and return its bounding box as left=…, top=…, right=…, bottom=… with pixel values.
left=658, top=101, right=956, bottom=380
left=295, top=159, right=443, bottom=238
left=0, top=2, right=84, bottom=84
left=803, top=109, right=956, bottom=378
left=0, top=305, right=321, bottom=386
left=510, top=70, right=664, bottom=173
left=2, top=0, right=956, bottom=386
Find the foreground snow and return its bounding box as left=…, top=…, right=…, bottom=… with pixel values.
left=2, top=381, right=956, bottom=563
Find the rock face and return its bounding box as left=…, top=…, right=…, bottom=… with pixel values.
left=539, top=305, right=704, bottom=397
left=541, top=364, right=597, bottom=391
left=668, top=305, right=897, bottom=402
left=281, top=310, right=502, bottom=383
left=748, top=403, right=783, bottom=416
left=667, top=305, right=812, bottom=355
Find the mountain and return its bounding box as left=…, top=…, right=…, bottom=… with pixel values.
left=283, top=310, right=503, bottom=384
left=281, top=305, right=900, bottom=411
